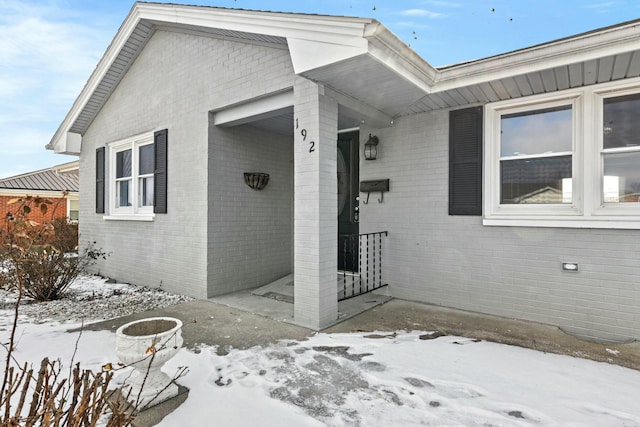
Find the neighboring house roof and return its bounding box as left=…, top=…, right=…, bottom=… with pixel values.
left=0, top=161, right=79, bottom=193
left=47, top=2, right=640, bottom=154
left=511, top=187, right=563, bottom=204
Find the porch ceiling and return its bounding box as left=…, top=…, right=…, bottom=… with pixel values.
left=302, top=54, right=428, bottom=119
left=248, top=108, right=294, bottom=136
left=242, top=105, right=369, bottom=136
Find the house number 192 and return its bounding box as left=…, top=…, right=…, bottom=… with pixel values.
left=296, top=119, right=315, bottom=153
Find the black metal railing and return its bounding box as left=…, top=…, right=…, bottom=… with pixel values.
left=338, top=231, right=388, bottom=301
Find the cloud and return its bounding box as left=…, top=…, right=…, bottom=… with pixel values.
left=0, top=15, right=108, bottom=87
left=0, top=0, right=115, bottom=177
left=584, top=1, right=620, bottom=7
left=394, top=21, right=431, bottom=29
left=0, top=126, right=56, bottom=155
left=420, top=0, right=461, bottom=7
left=399, top=9, right=443, bottom=18
left=583, top=1, right=626, bottom=12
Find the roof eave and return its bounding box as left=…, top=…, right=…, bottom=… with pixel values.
left=48, top=3, right=447, bottom=148
left=433, top=19, right=640, bottom=93
left=48, top=3, right=143, bottom=154
left=364, top=22, right=438, bottom=94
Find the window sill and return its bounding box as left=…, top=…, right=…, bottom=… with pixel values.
left=103, top=214, right=155, bottom=222
left=483, top=217, right=640, bottom=229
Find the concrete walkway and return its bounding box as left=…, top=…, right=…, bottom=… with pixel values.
left=325, top=300, right=640, bottom=371
left=82, top=298, right=640, bottom=426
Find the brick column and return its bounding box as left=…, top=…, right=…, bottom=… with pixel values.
left=293, top=76, right=338, bottom=329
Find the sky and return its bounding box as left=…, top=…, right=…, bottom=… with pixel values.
left=1, top=0, right=638, bottom=179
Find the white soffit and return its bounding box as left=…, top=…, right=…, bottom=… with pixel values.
left=288, top=38, right=368, bottom=74
left=365, top=23, right=437, bottom=93
left=51, top=131, right=82, bottom=155
left=213, top=90, right=294, bottom=127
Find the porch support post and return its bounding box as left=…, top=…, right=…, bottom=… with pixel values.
left=293, top=76, right=338, bottom=330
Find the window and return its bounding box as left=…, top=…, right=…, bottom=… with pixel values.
left=601, top=93, right=640, bottom=204
left=500, top=106, right=573, bottom=205
left=108, top=132, right=155, bottom=218
left=68, top=199, right=79, bottom=221
left=484, top=79, right=640, bottom=229
left=97, top=129, right=167, bottom=219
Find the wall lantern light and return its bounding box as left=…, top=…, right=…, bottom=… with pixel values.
left=364, top=134, right=379, bottom=161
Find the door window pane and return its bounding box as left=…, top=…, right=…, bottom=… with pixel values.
left=501, top=106, right=572, bottom=157
left=603, top=93, right=640, bottom=149
left=501, top=155, right=572, bottom=204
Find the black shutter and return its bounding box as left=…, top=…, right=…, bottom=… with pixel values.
left=153, top=129, right=168, bottom=214
left=96, top=147, right=105, bottom=214
left=449, top=107, right=483, bottom=215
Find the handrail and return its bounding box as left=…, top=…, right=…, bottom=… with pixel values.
left=338, top=231, right=388, bottom=301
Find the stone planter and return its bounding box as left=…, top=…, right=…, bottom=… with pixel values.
left=116, top=317, right=183, bottom=409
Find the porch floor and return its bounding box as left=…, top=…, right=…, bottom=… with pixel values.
left=208, top=274, right=392, bottom=329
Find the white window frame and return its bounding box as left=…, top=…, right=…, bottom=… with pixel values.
left=67, top=197, right=79, bottom=222
left=105, top=132, right=155, bottom=221
left=592, top=84, right=640, bottom=218
left=484, top=77, right=640, bottom=229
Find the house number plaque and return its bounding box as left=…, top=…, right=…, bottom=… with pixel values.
left=296, top=118, right=315, bottom=153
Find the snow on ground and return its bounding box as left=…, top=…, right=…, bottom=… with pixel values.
left=0, top=275, right=192, bottom=326
left=1, top=277, right=640, bottom=426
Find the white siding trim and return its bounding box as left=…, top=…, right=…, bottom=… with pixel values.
left=213, top=89, right=293, bottom=126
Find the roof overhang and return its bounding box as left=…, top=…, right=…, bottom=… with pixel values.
left=0, top=189, right=79, bottom=198
left=435, top=19, right=640, bottom=91
left=47, top=2, right=439, bottom=154
left=47, top=3, right=640, bottom=154
left=399, top=18, right=640, bottom=115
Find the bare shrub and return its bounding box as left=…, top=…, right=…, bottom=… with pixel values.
left=0, top=196, right=184, bottom=425
left=17, top=243, right=106, bottom=302
left=0, top=196, right=106, bottom=302
left=1, top=357, right=135, bottom=426
left=0, top=196, right=134, bottom=426
left=49, top=218, right=79, bottom=254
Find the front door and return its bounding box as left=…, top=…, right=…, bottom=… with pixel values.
left=337, top=131, right=359, bottom=271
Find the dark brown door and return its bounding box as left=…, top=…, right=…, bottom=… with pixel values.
left=337, top=131, right=359, bottom=271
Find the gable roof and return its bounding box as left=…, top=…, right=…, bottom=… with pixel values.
left=0, top=161, right=79, bottom=193
left=48, top=2, right=640, bottom=154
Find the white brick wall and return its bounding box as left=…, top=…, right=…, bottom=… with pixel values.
left=207, top=124, right=293, bottom=296
left=293, top=77, right=338, bottom=329
left=360, top=110, right=640, bottom=342
left=80, top=30, right=294, bottom=298
left=77, top=25, right=638, bottom=341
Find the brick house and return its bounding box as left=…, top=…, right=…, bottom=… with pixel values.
left=48, top=3, right=640, bottom=342
left=0, top=161, right=79, bottom=223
